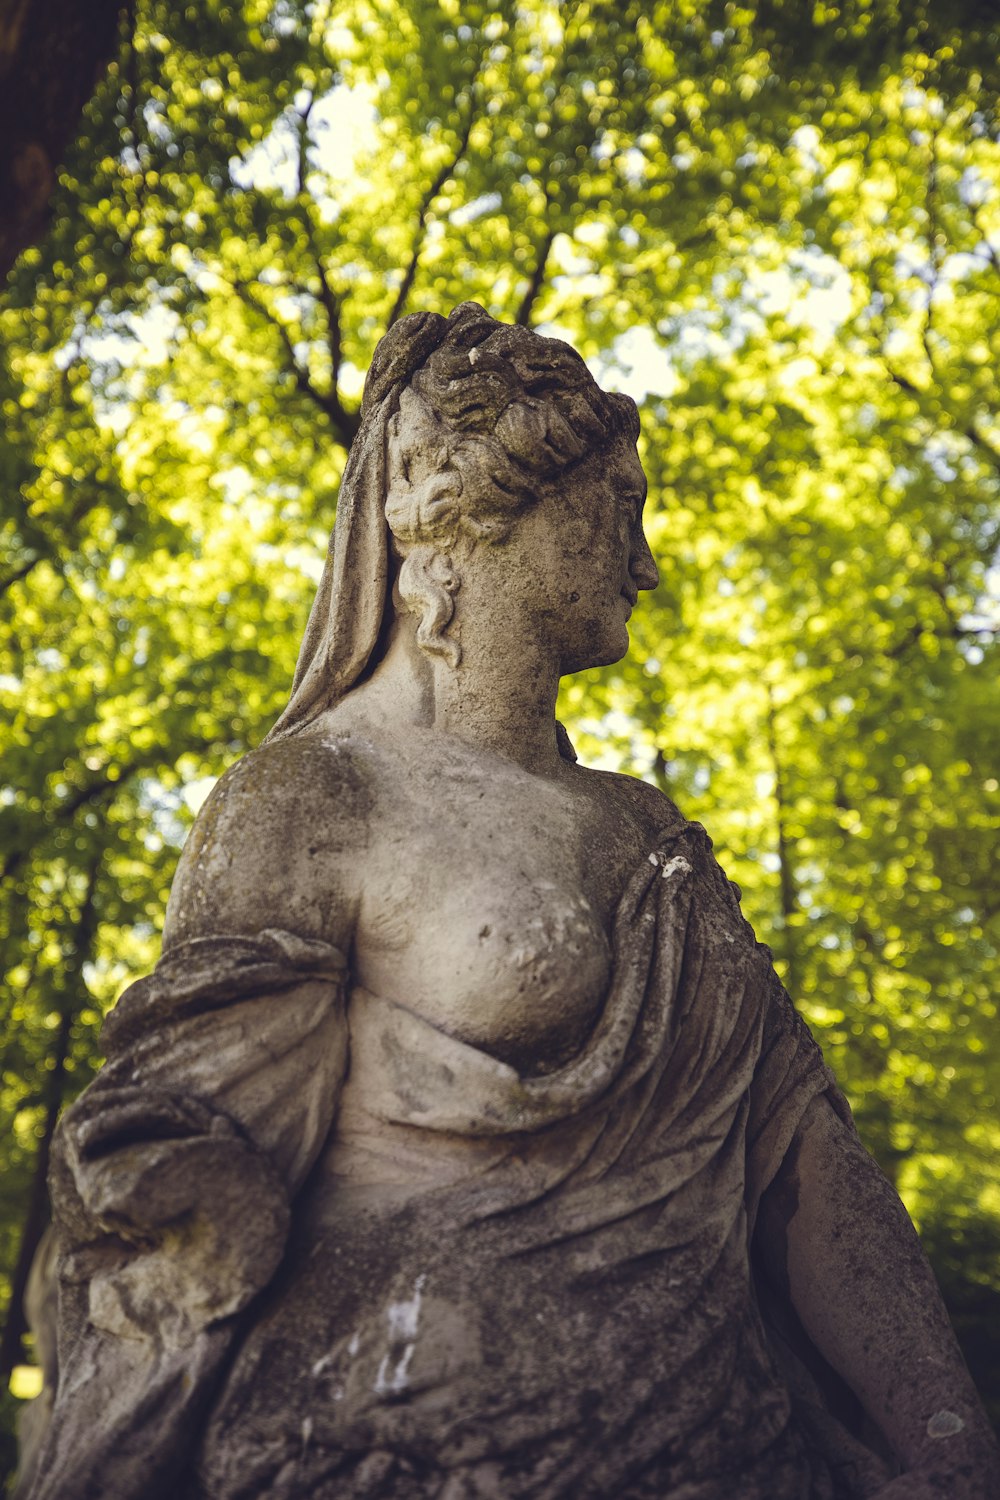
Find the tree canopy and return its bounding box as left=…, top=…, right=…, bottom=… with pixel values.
left=2, top=0, right=999, bottom=1473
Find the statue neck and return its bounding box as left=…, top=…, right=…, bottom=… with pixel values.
left=347, top=611, right=565, bottom=776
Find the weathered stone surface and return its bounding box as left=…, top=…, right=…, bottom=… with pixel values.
left=19, top=304, right=1000, bottom=1499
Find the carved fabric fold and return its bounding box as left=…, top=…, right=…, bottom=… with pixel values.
left=196, top=825, right=891, bottom=1500
left=22, top=824, right=893, bottom=1500
left=20, top=930, right=349, bottom=1500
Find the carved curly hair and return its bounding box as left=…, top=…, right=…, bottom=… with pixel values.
left=382, top=303, right=640, bottom=665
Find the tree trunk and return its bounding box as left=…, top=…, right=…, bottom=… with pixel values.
left=0, top=858, right=100, bottom=1379
left=765, top=685, right=801, bottom=997
left=0, top=0, right=125, bottom=278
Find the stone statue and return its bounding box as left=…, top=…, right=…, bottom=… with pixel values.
left=19, top=303, right=999, bottom=1500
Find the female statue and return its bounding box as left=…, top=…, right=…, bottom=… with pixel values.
left=21, top=304, right=998, bottom=1499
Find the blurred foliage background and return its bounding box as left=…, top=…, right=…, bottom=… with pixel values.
left=1, top=0, right=999, bottom=1480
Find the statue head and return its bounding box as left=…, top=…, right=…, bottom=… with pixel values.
left=268, top=303, right=653, bottom=742
left=381, top=303, right=644, bottom=669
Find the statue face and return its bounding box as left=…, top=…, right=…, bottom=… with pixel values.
left=495, top=435, right=659, bottom=675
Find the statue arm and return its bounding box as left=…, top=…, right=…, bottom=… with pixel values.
left=756, top=1092, right=1000, bottom=1498
left=18, top=745, right=364, bottom=1500
left=53, top=740, right=366, bottom=1334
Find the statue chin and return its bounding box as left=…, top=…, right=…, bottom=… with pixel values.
left=16, top=303, right=997, bottom=1500
left=563, top=643, right=627, bottom=676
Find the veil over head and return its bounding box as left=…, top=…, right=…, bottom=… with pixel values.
left=266, top=304, right=494, bottom=742
left=265, top=301, right=618, bottom=748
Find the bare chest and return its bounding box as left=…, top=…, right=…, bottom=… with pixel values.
left=352, top=766, right=637, bottom=1074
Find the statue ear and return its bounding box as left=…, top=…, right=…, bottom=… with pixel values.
left=415, top=471, right=461, bottom=538
left=386, top=468, right=462, bottom=546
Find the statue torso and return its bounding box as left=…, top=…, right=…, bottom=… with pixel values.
left=165, top=716, right=681, bottom=1076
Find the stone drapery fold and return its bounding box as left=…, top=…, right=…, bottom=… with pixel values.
left=20, top=931, right=349, bottom=1500
left=22, top=824, right=893, bottom=1500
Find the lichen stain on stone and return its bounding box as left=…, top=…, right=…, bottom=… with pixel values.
left=927, top=1409, right=965, bottom=1439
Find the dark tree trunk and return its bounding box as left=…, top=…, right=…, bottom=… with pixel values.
left=0, top=858, right=100, bottom=1379
left=0, top=0, right=125, bottom=278
left=765, top=685, right=800, bottom=998
left=0, top=1011, right=70, bottom=1380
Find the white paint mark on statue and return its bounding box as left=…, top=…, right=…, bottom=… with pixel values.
left=374, top=1273, right=427, bottom=1397
left=312, top=1326, right=360, bottom=1379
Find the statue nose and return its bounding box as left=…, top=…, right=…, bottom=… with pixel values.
left=631, top=533, right=660, bottom=592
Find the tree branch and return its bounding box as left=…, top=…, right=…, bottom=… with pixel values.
left=1, top=776, right=121, bottom=884
left=282, top=98, right=352, bottom=431
left=295, top=204, right=345, bottom=395
left=967, top=197, right=1000, bottom=283
left=1, top=731, right=215, bottom=886
left=961, top=417, right=1000, bottom=469
left=858, top=169, right=1000, bottom=477
left=313, top=255, right=343, bottom=391
left=386, top=108, right=476, bottom=329
left=881, top=358, right=1000, bottom=475
left=920, top=125, right=943, bottom=381
left=1, top=444, right=113, bottom=598
left=292, top=89, right=314, bottom=199
left=515, top=223, right=555, bottom=328
left=231, top=277, right=358, bottom=448
left=0, top=552, right=43, bottom=597
left=765, top=682, right=800, bottom=997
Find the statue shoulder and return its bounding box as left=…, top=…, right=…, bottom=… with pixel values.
left=579, top=765, right=687, bottom=844
left=163, top=731, right=375, bottom=951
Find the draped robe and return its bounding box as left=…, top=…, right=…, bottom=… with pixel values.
left=21, top=822, right=895, bottom=1500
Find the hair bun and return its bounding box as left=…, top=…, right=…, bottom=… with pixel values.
left=362, top=310, right=450, bottom=416
left=445, top=302, right=497, bottom=348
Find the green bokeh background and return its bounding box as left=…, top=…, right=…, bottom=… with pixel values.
left=2, top=0, right=998, bottom=1485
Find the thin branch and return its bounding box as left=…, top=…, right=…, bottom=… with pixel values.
left=115, top=0, right=148, bottom=264
left=920, top=125, right=942, bottom=380
left=885, top=620, right=925, bottom=661
left=231, top=278, right=358, bottom=447
left=967, top=197, right=1000, bottom=284
left=2, top=737, right=202, bottom=887
left=1, top=779, right=118, bottom=884
left=0, top=553, right=43, bottom=597
left=293, top=89, right=315, bottom=199
left=881, top=358, right=1000, bottom=475
left=386, top=108, right=476, bottom=329
left=1, top=480, right=110, bottom=597
left=0, top=713, right=235, bottom=888
left=313, top=259, right=343, bottom=390
left=961, top=416, right=1000, bottom=469
left=296, top=213, right=344, bottom=393
left=515, top=224, right=555, bottom=328
left=765, top=682, right=800, bottom=998
left=279, top=100, right=351, bottom=426
left=882, top=359, right=922, bottom=398
left=886, top=619, right=998, bottom=660
left=856, top=156, right=1000, bottom=477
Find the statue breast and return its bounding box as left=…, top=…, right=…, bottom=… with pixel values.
left=356, top=867, right=612, bottom=1075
